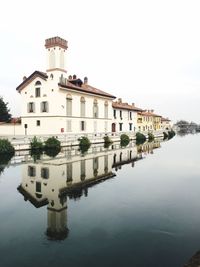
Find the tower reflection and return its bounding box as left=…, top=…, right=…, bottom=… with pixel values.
left=17, top=141, right=160, bottom=240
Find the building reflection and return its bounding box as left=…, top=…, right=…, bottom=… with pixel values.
left=17, top=140, right=160, bottom=241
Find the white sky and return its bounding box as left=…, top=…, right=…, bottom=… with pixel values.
left=1, top=0, right=200, bottom=123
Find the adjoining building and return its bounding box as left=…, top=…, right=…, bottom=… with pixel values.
left=112, top=98, right=143, bottom=133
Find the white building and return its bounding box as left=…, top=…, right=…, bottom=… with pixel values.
left=112, top=98, right=143, bottom=133
left=16, top=37, right=116, bottom=136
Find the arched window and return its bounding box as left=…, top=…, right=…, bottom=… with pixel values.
left=35, top=81, right=41, bottom=97
left=104, top=101, right=108, bottom=118
left=66, top=94, right=72, bottom=116
left=93, top=99, right=98, bottom=118
left=35, top=81, right=41, bottom=86
left=49, top=50, right=55, bottom=69
left=80, top=97, right=85, bottom=117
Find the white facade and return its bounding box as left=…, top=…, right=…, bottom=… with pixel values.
left=16, top=37, right=115, bottom=136
left=111, top=99, right=142, bottom=134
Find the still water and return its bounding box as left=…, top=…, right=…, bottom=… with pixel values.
left=0, top=134, right=200, bottom=267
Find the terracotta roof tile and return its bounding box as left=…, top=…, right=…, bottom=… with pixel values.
left=112, top=101, right=143, bottom=111
left=138, top=111, right=162, bottom=117
left=59, top=81, right=116, bottom=99
left=161, top=117, right=171, bottom=122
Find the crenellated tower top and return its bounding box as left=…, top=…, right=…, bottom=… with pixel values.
left=45, top=36, right=68, bottom=73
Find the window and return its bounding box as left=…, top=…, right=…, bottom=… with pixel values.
left=28, top=166, right=36, bottom=177
left=113, top=109, right=116, bottom=119
left=28, top=102, right=35, bottom=113
left=36, top=182, right=41, bottom=193
left=104, top=101, right=108, bottom=119
left=80, top=160, right=86, bottom=181
left=66, top=120, right=72, bottom=132
left=104, top=155, right=108, bottom=173
left=49, top=50, right=55, bottom=69
left=129, top=112, right=132, bottom=120
left=104, top=121, right=108, bottom=132
left=80, top=97, right=85, bottom=117
left=120, top=152, right=122, bottom=162
left=119, top=123, right=123, bottom=131
left=94, top=121, right=97, bottom=132
left=81, top=121, right=86, bottom=131
left=120, top=110, right=122, bottom=119
left=41, top=101, right=48, bottom=112
left=93, top=157, right=99, bottom=176
left=36, top=120, right=40, bottom=126
left=129, top=123, right=132, bottom=131
left=35, top=87, right=40, bottom=97
left=67, top=163, right=72, bottom=182
left=93, top=99, right=98, bottom=118
left=41, top=168, right=49, bottom=179
left=66, top=94, right=72, bottom=116
left=35, top=81, right=41, bottom=86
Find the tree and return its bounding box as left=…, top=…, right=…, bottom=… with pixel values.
left=0, top=96, right=11, bottom=122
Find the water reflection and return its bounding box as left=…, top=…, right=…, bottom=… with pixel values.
left=17, top=140, right=161, bottom=241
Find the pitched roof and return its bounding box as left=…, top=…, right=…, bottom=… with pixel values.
left=112, top=101, right=143, bottom=112
left=59, top=81, right=116, bottom=99
left=161, top=117, right=171, bottom=122
left=16, top=71, right=48, bottom=92
left=138, top=111, right=162, bottom=117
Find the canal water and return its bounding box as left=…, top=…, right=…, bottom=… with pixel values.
left=0, top=134, right=200, bottom=267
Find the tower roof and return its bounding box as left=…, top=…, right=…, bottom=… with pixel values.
left=45, top=36, right=68, bottom=50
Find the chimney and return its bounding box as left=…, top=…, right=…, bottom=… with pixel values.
left=73, top=74, right=77, bottom=80
left=132, top=103, right=135, bottom=107
left=84, top=77, right=88, bottom=85
left=23, top=76, right=27, bottom=81
left=118, top=98, right=122, bottom=104
left=151, top=109, right=154, bottom=113
left=68, top=75, right=72, bottom=80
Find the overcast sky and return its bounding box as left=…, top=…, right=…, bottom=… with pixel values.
left=1, top=0, right=200, bottom=123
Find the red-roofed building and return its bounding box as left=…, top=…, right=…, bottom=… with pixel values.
left=15, top=37, right=116, bottom=135
left=111, top=98, right=143, bottom=133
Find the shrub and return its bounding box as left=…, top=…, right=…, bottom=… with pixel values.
left=0, top=139, right=15, bottom=155
left=0, top=153, right=14, bottom=175
left=120, top=134, right=130, bottom=147
left=30, top=136, right=43, bottom=151
left=103, top=135, right=113, bottom=148
left=78, top=136, right=91, bottom=153
left=136, top=132, right=146, bottom=145
left=163, top=132, right=168, bottom=140
left=44, top=137, right=61, bottom=150
left=168, top=130, right=176, bottom=139
left=45, top=148, right=61, bottom=158
left=148, top=132, right=154, bottom=142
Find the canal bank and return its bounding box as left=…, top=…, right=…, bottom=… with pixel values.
left=1, top=131, right=165, bottom=151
